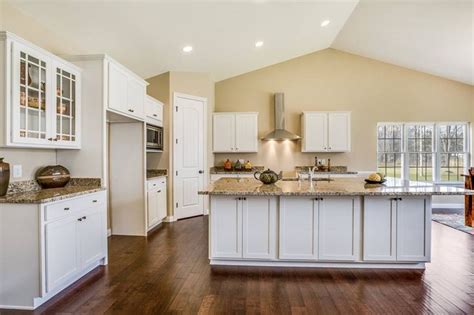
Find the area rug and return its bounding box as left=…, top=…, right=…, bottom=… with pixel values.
left=432, top=209, right=474, bottom=235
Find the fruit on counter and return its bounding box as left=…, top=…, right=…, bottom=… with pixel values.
left=368, top=173, right=382, bottom=182
left=223, top=159, right=232, bottom=171
left=244, top=160, right=252, bottom=170
left=234, top=159, right=242, bottom=170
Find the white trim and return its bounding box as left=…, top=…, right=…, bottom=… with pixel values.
left=107, top=228, right=112, bottom=237
left=210, top=259, right=426, bottom=269
left=432, top=203, right=464, bottom=209
left=0, top=305, right=35, bottom=310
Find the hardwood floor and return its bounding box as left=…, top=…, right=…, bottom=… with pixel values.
left=1, top=216, right=473, bottom=314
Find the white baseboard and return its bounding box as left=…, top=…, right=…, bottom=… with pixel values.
left=164, top=215, right=176, bottom=222
left=432, top=203, right=464, bottom=209
left=107, top=229, right=112, bottom=237
left=210, top=259, right=426, bottom=269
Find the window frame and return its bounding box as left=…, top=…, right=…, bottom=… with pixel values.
left=376, top=122, right=470, bottom=184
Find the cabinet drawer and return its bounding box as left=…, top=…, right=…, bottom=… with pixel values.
left=147, top=178, right=166, bottom=190
left=45, top=192, right=105, bottom=222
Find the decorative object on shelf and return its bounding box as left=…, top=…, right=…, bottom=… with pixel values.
left=223, top=159, right=232, bottom=171
left=364, top=172, right=386, bottom=184
left=0, top=158, right=10, bottom=196
left=36, top=165, right=71, bottom=189
left=244, top=160, right=252, bottom=170
left=254, top=168, right=282, bottom=185
left=28, top=64, right=39, bottom=88
left=234, top=159, right=242, bottom=171
left=327, top=158, right=331, bottom=172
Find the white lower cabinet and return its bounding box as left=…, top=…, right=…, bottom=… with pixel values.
left=44, top=195, right=107, bottom=294
left=318, top=197, right=360, bottom=261
left=279, top=196, right=360, bottom=261
left=211, top=196, right=277, bottom=259
left=147, top=177, right=167, bottom=230
left=45, top=216, right=80, bottom=293
left=211, top=196, right=242, bottom=258
left=279, top=197, right=318, bottom=260
left=363, top=196, right=430, bottom=262
left=242, top=197, right=277, bottom=259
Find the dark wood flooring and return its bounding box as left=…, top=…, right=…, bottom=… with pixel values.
left=1, top=216, right=473, bottom=314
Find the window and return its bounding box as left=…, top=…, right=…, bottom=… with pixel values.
left=377, top=122, right=470, bottom=183
left=377, top=124, right=403, bottom=178
left=438, top=124, right=468, bottom=182
left=407, top=124, right=434, bottom=181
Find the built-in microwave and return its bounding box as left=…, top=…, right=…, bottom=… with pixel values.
left=146, top=124, right=163, bottom=151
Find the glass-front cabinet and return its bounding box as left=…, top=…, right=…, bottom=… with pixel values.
left=53, top=62, right=80, bottom=146
left=13, top=41, right=52, bottom=145
left=5, top=33, right=81, bottom=149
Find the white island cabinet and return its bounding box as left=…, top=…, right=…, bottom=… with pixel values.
left=203, top=177, right=472, bottom=269
left=0, top=190, right=108, bottom=310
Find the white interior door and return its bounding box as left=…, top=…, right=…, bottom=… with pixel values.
left=174, top=93, right=206, bottom=219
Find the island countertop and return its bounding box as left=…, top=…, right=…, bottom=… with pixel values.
left=199, top=177, right=474, bottom=196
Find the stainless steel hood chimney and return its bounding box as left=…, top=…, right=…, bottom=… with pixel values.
left=261, top=93, right=301, bottom=141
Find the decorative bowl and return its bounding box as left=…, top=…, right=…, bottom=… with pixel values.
left=36, top=165, right=71, bottom=189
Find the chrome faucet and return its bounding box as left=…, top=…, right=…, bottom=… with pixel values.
left=308, top=166, right=318, bottom=182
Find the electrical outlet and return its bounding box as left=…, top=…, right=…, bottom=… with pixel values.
left=12, top=165, right=22, bottom=178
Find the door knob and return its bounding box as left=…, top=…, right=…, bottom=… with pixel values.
left=199, top=170, right=204, bottom=174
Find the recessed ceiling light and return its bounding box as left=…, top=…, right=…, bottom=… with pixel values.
left=321, top=20, right=330, bottom=27
left=255, top=41, right=264, bottom=48
left=182, top=46, right=193, bottom=53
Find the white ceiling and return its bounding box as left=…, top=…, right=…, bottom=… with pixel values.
left=332, top=0, right=474, bottom=85
left=4, top=0, right=358, bottom=81
left=4, top=0, right=473, bottom=85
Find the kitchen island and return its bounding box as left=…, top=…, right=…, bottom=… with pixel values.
left=199, top=177, right=474, bottom=269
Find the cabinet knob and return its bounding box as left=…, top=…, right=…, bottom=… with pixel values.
left=82, top=216, right=87, bottom=220
left=92, top=200, right=98, bottom=203
left=158, top=190, right=161, bottom=193
left=77, top=218, right=82, bottom=222
left=64, top=207, right=70, bottom=211
left=235, top=147, right=239, bottom=150
left=153, top=114, right=157, bottom=117
left=328, top=147, right=331, bottom=150
left=128, top=109, right=135, bottom=113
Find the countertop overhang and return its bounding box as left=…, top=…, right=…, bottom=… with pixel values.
left=199, top=177, right=474, bottom=197
left=0, top=186, right=106, bottom=204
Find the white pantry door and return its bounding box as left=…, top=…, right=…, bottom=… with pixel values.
left=174, top=93, right=206, bottom=219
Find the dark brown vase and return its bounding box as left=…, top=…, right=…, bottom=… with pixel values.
left=36, top=165, right=71, bottom=189
left=0, top=158, right=10, bottom=196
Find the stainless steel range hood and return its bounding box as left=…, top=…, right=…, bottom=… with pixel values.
left=261, top=93, right=301, bottom=141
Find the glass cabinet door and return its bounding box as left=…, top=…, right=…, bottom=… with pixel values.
left=54, top=64, right=79, bottom=146
left=13, top=42, right=52, bottom=145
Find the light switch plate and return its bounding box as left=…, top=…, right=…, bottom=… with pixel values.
left=12, top=165, right=22, bottom=178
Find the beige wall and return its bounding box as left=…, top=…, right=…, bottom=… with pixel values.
left=0, top=2, right=81, bottom=181
left=215, top=48, right=474, bottom=172
left=146, top=71, right=215, bottom=217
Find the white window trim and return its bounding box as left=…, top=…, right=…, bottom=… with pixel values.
left=377, top=122, right=471, bottom=184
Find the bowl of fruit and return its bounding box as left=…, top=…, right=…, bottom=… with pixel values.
left=364, top=172, right=386, bottom=184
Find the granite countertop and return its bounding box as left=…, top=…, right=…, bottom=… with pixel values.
left=147, top=169, right=168, bottom=179
left=199, top=177, right=474, bottom=197
left=295, top=166, right=358, bottom=175
left=210, top=166, right=264, bottom=174
left=0, top=178, right=104, bottom=204
left=0, top=186, right=105, bottom=204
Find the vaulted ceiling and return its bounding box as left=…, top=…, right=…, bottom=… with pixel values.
left=3, top=0, right=473, bottom=85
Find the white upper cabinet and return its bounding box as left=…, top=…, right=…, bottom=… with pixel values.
left=213, top=112, right=258, bottom=153
left=107, top=62, right=128, bottom=114
left=145, top=95, right=164, bottom=127
left=301, top=112, right=351, bottom=152
left=1, top=31, right=81, bottom=149
left=106, top=58, right=147, bottom=120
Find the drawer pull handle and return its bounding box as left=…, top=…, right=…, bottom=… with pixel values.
left=78, top=218, right=82, bottom=222
left=153, top=114, right=158, bottom=117
left=92, top=200, right=98, bottom=203
left=128, top=109, right=135, bottom=113
left=64, top=207, right=70, bottom=211
left=82, top=216, right=87, bottom=220
left=158, top=190, right=161, bottom=193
